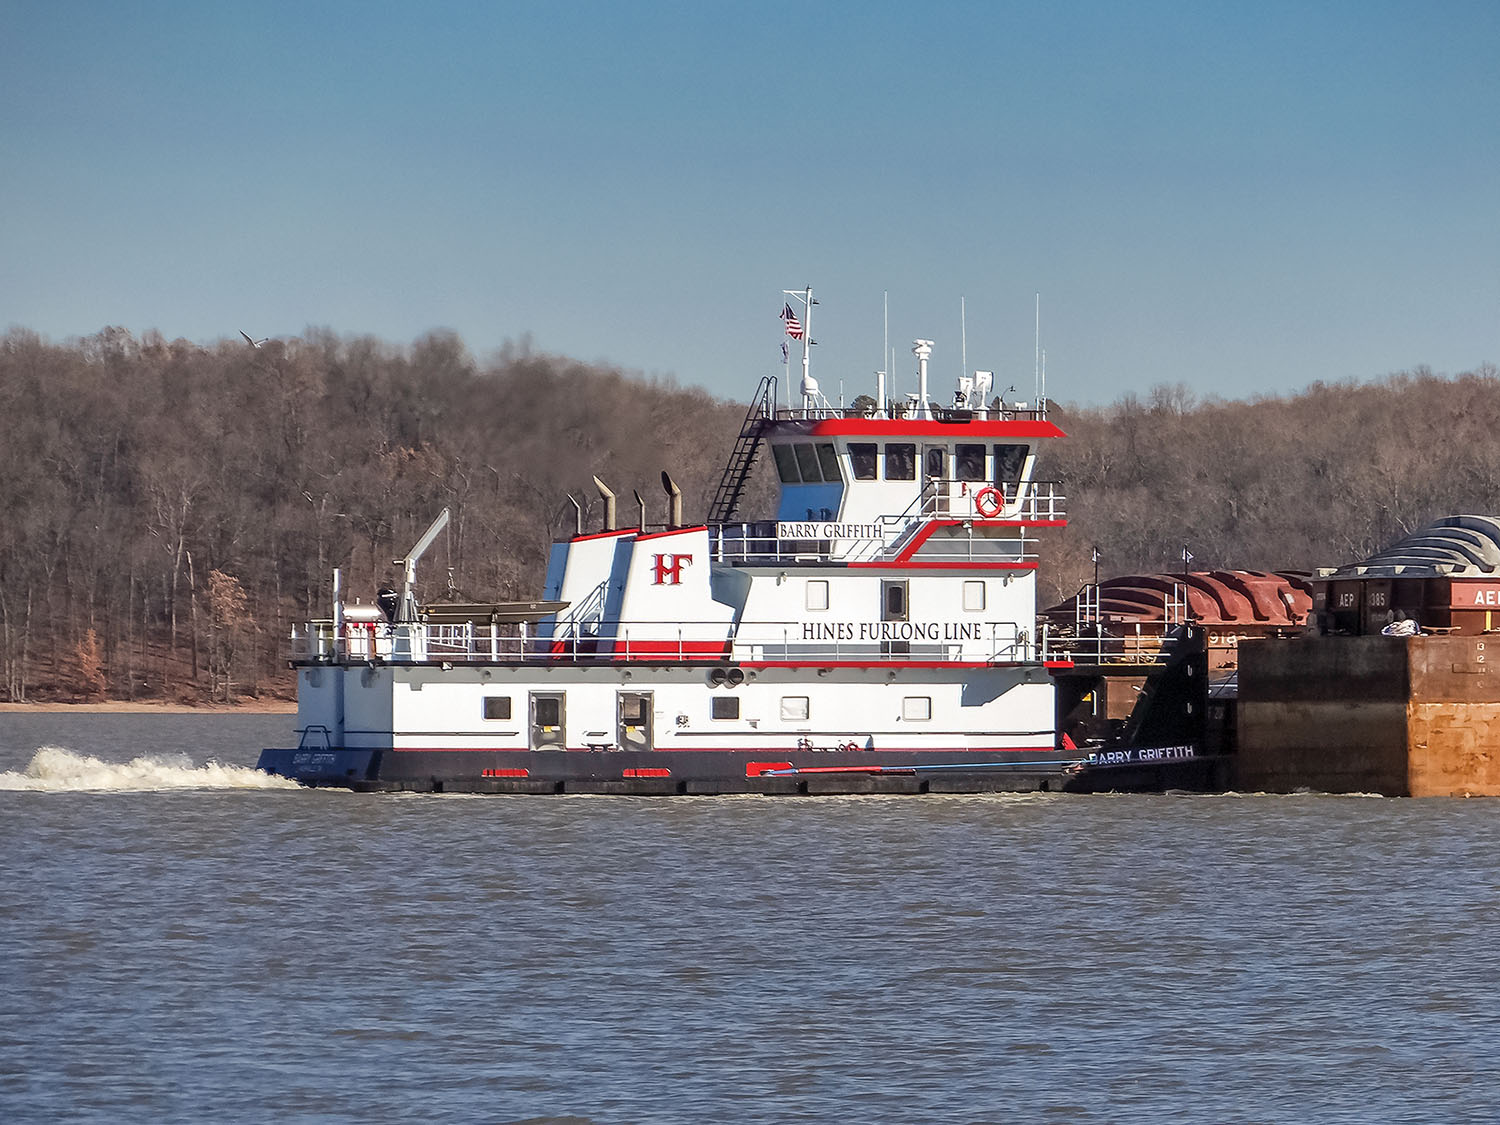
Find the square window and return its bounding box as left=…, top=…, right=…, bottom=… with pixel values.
left=883, top=580, right=907, bottom=621
left=903, top=696, right=932, bottom=721
left=483, top=696, right=511, bottom=721
left=848, top=442, right=878, bottom=480
left=807, top=580, right=829, bottom=611
left=884, top=443, right=916, bottom=480
left=963, top=581, right=986, bottom=612
left=781, top=696, right=810, bottom=722
left=956, top=444, right=986, bottom=481
left=712, top=696, right=740, bottom=720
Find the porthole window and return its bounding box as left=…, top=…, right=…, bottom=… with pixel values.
left=963, top=581, right=986, bottom=612
left=781, top=696, right=810, bottom=722
left=807, top=580, right=830, bottom=611
left=712, top=697, right=740, bottom=720
left=903, top=696, right=932, bottom=721
left=483, top=696, right=512, bottom=721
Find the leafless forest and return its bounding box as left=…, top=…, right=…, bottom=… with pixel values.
left=1, top=325, right=1495, bottom=701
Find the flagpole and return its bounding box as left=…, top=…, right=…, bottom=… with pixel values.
left=801, top=286, right=813, bottom=404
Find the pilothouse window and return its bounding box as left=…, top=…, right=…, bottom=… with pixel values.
left=816, top=442, right=841, bottom=482
left=956, top=444, right=986, bottom=481
left=994, top=444, right=1028, bottom=486
left=885, top=443, right=916, bottom=480
left=849, top=443, right=878, bottom=480
left=794, top=443, right=823, bottom=482
left=773, top=444, right=800, bottom=483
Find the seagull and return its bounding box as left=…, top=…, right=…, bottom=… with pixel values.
left=240, top=331, right=267, bottom=349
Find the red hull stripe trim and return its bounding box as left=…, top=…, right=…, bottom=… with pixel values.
left=635, top=525, right=709, bottom=542
left=746, top=761, right=794, bottom=777
left=565, top=528, right=638, bottom=543
left=611, top=641, right=730, bottom=659
left=846, top=561, right=1038, bottom=571
left=481, top=768, right=530, bottom=778
left=623, top=767, right=671, bottom=778
left=740, top=660, right=1022, bottom=669
left=809, top=419, right=1068, bottom=439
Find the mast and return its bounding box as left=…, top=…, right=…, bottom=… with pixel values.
left=783, top=286, right=816, bottom=409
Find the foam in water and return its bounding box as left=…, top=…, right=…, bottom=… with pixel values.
left=0, top=746, right=302, bottom=792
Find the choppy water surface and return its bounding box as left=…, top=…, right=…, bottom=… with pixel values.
left=2, top=715, right=1498, bottom=1123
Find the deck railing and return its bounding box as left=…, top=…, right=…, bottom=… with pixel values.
left=293, top=618, right=1060, bottom=666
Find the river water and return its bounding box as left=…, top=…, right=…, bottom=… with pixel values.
left=2, top=713, right=1497, bottom=1123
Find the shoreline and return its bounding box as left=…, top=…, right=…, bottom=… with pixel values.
left=0, top=700, right=295, bottom=715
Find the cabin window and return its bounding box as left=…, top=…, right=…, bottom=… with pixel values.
left=885, top=443, right=916, bottom=480
left=712, top=696, right=740, bottom=720
left=483, top=696, right=512, bottom=721
left=816, top=442, right=842, bottom=482
left=781, top=696, right=810, bottom=722
left=903, top=696, right=932, bottom=721
left=533, top=696, right=562, bottom=727
left=963, top=580, right=986, bottom=612
left=883, top=580, right=908, bottom=621
left=807, top=580, right=829, bottom=611
left=994, top=444, right=1028, bottom=486
left=924, top=445, right=947, bottom=479
left=773, top=444, right=801, bottom=483
left=849, top=442, right=878, bottom=480
left=956, top=443, right=986, bottom=481
left=794, top=443, right=823, bottom=482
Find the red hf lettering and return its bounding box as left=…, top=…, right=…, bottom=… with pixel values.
left=651, top=553, right=692, bottom=585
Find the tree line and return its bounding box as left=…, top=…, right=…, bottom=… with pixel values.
left=0, top=324, right=1493, bottom=700
left=0, top=327, right=751, bottom=701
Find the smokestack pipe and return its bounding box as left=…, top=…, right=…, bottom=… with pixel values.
left=633, top=489, right=647, bottom=531
left=566, top=494, right=582, bottom=538
left=593, top=476, right=617, bottom=531
left=661, top=471, right=682, bottom=529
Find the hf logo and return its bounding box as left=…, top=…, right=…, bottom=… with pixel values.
left=651, top=553, right=693, bottom=586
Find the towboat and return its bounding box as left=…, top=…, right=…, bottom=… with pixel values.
left=260, top=292, right=1105, bottom=794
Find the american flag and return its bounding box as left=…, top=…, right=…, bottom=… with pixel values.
left=781, top=302, right=804, bottom=339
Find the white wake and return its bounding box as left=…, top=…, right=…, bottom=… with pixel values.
left=0, top=746, right=301, bottom=792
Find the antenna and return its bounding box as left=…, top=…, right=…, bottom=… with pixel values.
left=1041, top=348, right=1047, bottom=417
left=1034, top=293, right=1041, bottom=407
left=960, top=296, right=967, bottom=382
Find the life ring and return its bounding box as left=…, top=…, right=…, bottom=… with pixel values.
left=974, top=486, right=1004, bottom=518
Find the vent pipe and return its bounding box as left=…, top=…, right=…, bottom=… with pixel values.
left=661, top=471, right=682, bottom=529
left=913, top=340, right=934, bottom=419
left=633, top=489, right=647, bottom=531
left=566, top=494, right=582, bottom=537
left=593, top=476, right=617, bottom=531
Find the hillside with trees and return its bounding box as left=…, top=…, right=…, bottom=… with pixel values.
left=0, top=325, right=1494, bottom=701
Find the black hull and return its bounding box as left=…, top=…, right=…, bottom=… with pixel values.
left=257, top=746, right=1078, bottom=795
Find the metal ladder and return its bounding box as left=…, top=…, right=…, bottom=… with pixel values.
left=707, top=375, right=775, bottom=524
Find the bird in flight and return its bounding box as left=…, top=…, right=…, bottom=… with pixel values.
left=240, top=331, right=267, bottom=348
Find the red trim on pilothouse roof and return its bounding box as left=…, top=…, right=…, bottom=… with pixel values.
left=635, top=525, right=708, bottom=541
left=806, top=419, right=1068, bottom=439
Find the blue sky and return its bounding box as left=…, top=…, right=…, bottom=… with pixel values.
left=2, top=1, right=1496, bottom=406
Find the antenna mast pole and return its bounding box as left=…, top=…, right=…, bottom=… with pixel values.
left=783, top=286, right=815, bottom=407
left=961, top=296, right=967, bottom=380
left=1034, top=293, right=1041, bottom=407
